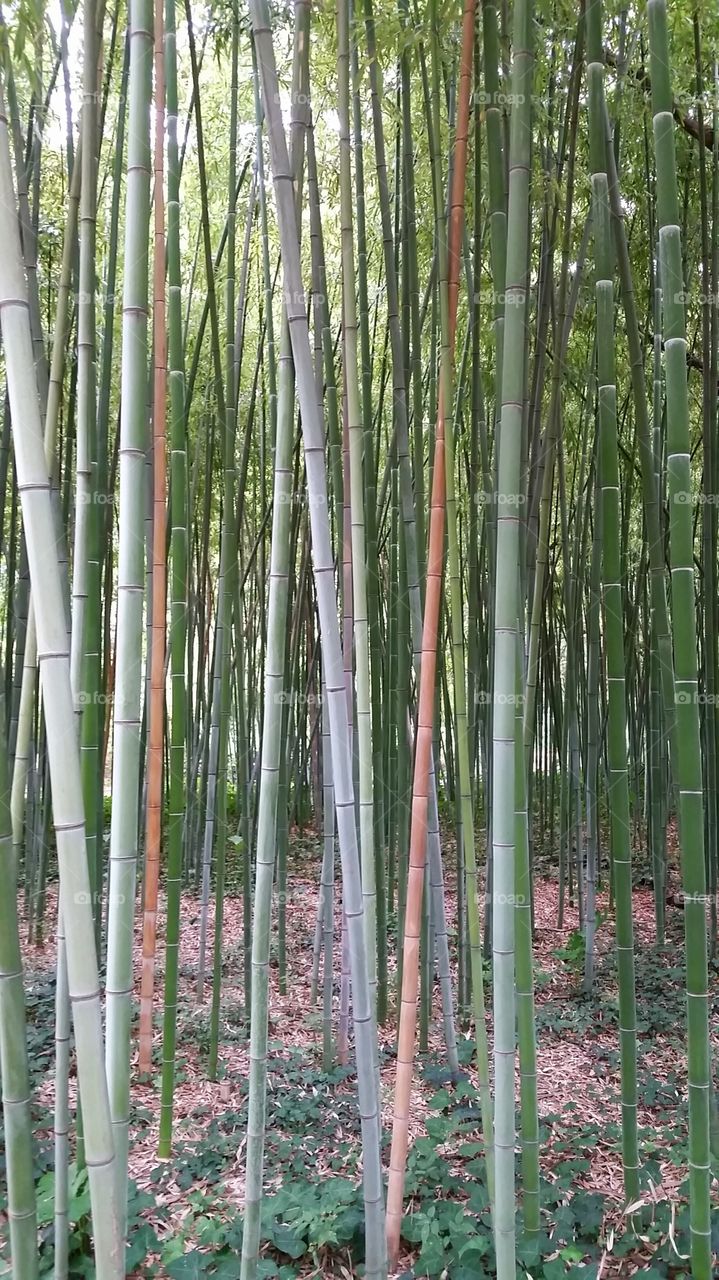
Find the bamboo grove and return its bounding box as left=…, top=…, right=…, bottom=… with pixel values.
left=0, top=0, right=716, bottom=1275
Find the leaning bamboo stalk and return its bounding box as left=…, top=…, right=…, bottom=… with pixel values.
left=23, top=135, right=82, bottom=1273
left=9, top=137, right=82, bottom=901
left=0, top=78, right=123, bottom=1280
left=241, top=3, right=311, bottom=1271
left=250, top=4, right=386, bottom=1274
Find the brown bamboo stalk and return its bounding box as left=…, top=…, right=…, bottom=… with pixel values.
left=138, top=0, right=167, bottom=1074
left=385, top=0, right=474, bottom=1265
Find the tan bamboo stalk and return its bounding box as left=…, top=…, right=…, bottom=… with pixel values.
left=385, top=2, right=474, bottom=1262
left=138, top=0, right=167, bottom=1075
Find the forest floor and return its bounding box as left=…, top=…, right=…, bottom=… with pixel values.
left=12, top=829, right=719, bottom=1278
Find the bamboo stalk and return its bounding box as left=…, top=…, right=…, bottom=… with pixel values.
left=0, top=77, right=123, bottom=1280
left=138, top=0, right=168, bottom=1076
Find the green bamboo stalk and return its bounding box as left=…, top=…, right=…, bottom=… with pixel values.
left=523, top=34, right=582, bottom=763
left=585, top=455, right=601, bottom=991
left=105, top=0, right=152, bottom=1229
left=647, top=5, right=711, bottom=1273
left=588, top=4, right=640, bottom=1202
left=605, top=109, right=677, bottom=816
left=0, top=679, right=36, bottom=1276
left=53, top=912, right=70, bottom=1280
left=490, top=0, right=533, bottom=1270
left=321, top=677, right=335, bottom=1068
left=514, top=641, right=539, bottom=1236
left=71, top=0, right=98, bottom=705
left=338, top=0, right=376, bottom=1014
left=180, top=0, right=236, bottom=1075
left=350, top=3, right=386, bottom=1022
left=206, top=0, right=241, bottom=1074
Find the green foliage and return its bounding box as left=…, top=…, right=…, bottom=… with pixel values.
left=11, top=940, right=710, bottom=1280
left=8, top=1034, right=703, bottom=1280
left=21, top=975, right=56, bottom=1088
left=552, top=913, right=608, bottom=975
left=34, top=1171, right=157, bottom=1277
left=552, top=928, right=586, bottom=972
left=264, top=1177, right=364, bottom=1261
